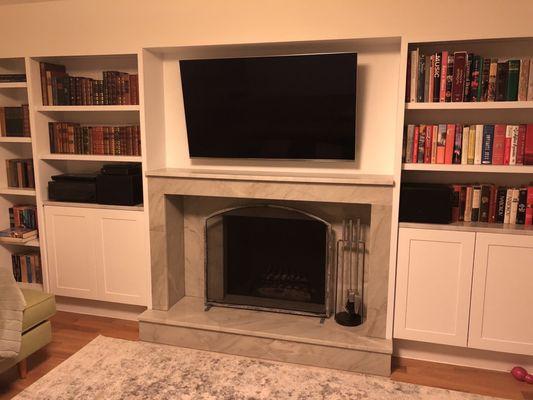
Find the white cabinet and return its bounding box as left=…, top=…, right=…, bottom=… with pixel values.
left=394, top=228, right=475, bottom=346
left=44, top=206, right=148, bottom=306
left=395, top=227, right=533, bottom=357
left=469, top=233, right=533, bottom=356
left=44, top=206, right=98, bottom=299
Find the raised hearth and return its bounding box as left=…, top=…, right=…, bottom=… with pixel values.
left=140, top=168, right=394, bottom=375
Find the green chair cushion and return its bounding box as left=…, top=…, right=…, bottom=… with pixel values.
left=20, top=289, right=56, bottom=332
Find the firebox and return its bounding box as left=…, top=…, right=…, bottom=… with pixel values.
left=205, top=205, right=332, bottom=317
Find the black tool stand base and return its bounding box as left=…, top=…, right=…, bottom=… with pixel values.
left=335, top=311, right=362, bottom=327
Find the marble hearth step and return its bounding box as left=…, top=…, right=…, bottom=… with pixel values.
left=139, top=296, right=392, bottom=376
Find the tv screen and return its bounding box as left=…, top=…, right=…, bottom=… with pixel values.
left=179, top=53, right=357, bottom=160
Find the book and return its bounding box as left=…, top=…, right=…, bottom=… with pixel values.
left=517, top=187, right=528, bottom=224
left=480, top=58, right=491, bottom=101
left=433, top=52, right=442, bottom=102
left=451, top=185, right=462, bottom=222
left=428, top=55, right=435, bottom=103
left=444, top=124, right=455, bottom=164
left=461, top=125, right=469, bottom=165
left=481, top=124, right=494, bottom=164
left=469, top=55, right=482, bottom=101
left=445, top=54, right=454, bottom=102
left=471, top=185, right=481, bottom=222
left=506, top=59, right=520, bottom=101
left=496, top=187, right=508, bottom=223
left=417, top=54, right=426, bottom=102
left=509, top=188, right=520, bottom=224
left=423, top=124, right=432, bottom=163
left=488, top=185, right=497, bottom=223
left=0, top=106, right=30, bottom=137
left=474, top=124, right=483, bottom=165
left=504, top=125, right=513, bottom=165
left=424, top=56, right=431, bottom=102
left=464, top=53, right=473, bottom=101
left=495, top=61, right=508, bottom=101
left=517, top=124, right=526, bottom=165
left=0, top=74, right=26, bottom=82
left=525, top=124, right=533, bottom=165
left=39, top=62, right=66, bottom=106
left=436, top=124, right=446, bottom=163
left=518, top=58, right=530, bottom=101
left=492, top=124, right=506, bottom=165
left=0, top=227, right=37, bottom=242
left=431, top=125, right=438, bottom=163
left=417, top=125, right=426, bottom=163
left=487, top=59, right=498, bottom=101
left=479, top=184, right=492, bottom=223
left=5, top=159, right=35, bottom=188
left=467, top=125, right=476, bottom=164
left=504, top=188, right=513, bottom=224
left=405, top=125, right=414, bottom=163
left=439, top=51, right=448, bottom=102
left=452, top=52, right=467, bottom=102
left=464, top=186, right=473, bottom=222
left=526, top=186, right=533, bottom=225
left=528, top=59, right=533, bottom=101
left=452, top=124, right=462, bottom=164
left=459, top=186, right=467, bottom=221
left=412, top=125, right=419, bottom=162
left=508, top=125, right=520, bottom=165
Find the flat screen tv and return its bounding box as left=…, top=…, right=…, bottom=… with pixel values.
left=179, top=53, right=357, bottom=160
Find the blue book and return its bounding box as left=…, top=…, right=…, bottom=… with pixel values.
left=481, top=124, right=494, bottom=165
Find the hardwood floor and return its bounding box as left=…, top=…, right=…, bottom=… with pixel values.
left=1, top=311, right=531, bottom=399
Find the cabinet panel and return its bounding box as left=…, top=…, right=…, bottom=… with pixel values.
left=469, top=233, right=533, bottom=355
left=95, top=210, right=148, bottom=305
left=44, top=206, right=98, bottom=299
left=394, top=228, right=475, bottom=346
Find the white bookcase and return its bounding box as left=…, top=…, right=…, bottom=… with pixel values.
left=0, top=53, right=151, bottom=307
left=395, top=36, right=533, bottom=358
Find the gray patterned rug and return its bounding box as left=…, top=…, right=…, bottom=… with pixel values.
left=14, top=336, right=499, bottom=399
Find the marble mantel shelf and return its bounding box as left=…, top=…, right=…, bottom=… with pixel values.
left=146, top=168, right=394, bottom=186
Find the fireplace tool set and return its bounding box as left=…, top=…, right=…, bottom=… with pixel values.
left=335, top=218, right=365, bottom=326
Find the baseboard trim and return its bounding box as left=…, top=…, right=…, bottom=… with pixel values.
left=55, top=296, right=147, bottom=321
left=394, top=339, right=533, bottom=372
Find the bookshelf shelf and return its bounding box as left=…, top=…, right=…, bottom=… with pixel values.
left=0, top=137, right=31, bottom=143
left=43, top=200, right=143, bottom=212
left=405, top=101, right=533, bottom=110
left=402, top=163, right=533, bottom=174
left=17, top=282, right=43, bottom=291
left=40, top=154, right=142, bottom=162
left=0, top=82, right=27, bottom=89
left=0, top=187, right=36, bottom=196
left=35, top=105, right=140, bottom=112
left=0, top=236, right=39, bottom=246
left=400, top=221, right=533, bottom=236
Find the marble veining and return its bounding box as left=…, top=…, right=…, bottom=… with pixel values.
left=15, top=336, right=500, bottom=400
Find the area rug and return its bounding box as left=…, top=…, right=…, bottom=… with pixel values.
left=14, top=336, right=499, bottom=399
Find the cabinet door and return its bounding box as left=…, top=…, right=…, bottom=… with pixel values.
left=44, top=206, right=98, bottom=299
left=94, top=209, right=148, bottom=305
left=469, top=233, right=533, bottom=355
left=394, top=228, right=475, bottom=346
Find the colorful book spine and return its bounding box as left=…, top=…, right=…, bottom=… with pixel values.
left=474, top=124, right=483, bottom=165
left=506, top=59, right=520, bottom=101
left=452, top=124, right=462, bottom=164
left=492, top=124, right=506, bottom=165
left=481, top=124, right=494, bottom=164
left=452, top=52, right=467, bottom=102
left=436, top=124, right=446, bottom=163
left=518, top=58, right=530, bottom=101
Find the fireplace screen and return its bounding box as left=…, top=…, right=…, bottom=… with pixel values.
left=205, top=205, right=331, bottom=317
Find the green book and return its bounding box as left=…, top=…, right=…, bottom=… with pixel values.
left=506, top=59, right=520, bottom=101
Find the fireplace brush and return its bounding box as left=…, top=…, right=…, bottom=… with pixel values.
left=335, top=218, right=365, bottom=326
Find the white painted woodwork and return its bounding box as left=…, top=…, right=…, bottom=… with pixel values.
left=44, top=206, right=98, bottom=299
left=394, top=228, right=475, bottom=346
left=469, top=233, right=533, bottom=356
left=44, top=206, right=148, bottom=306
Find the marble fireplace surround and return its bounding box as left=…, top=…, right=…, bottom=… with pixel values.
left=139, top=168, right=395, bottom=376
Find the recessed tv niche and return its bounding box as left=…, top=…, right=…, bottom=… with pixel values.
left=179, top=53, right=357, bottom=160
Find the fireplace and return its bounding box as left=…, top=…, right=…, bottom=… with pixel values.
left=205, top=205, right=333, bottom=317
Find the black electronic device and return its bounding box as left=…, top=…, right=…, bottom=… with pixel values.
left=48, top=174, right=98, bottom=203
left=96, top=164, right=143, bottom=206
left=399, top=183, right=454, bottom=224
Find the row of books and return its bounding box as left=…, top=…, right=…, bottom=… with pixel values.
left=0, top=105, right=30, bottom=137
left=452, top=184, right=533, bottom=225
left=48, top=123, right=141, bottom=156
left=10, top=205, right=38, bottom=230
left=0, top=74, right=26, bottom=83
left=404, top=124, right=533, bottom=165
left=40, top=63, right=139, bottom=106
left=6, top=159, right=35, bottom=188
left=12, top=252, right=42, bottom=284
left=407, top=49, right=533, bottom=103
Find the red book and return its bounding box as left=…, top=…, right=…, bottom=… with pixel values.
left=412, top=125, right=419, bottom=163
left=488, top=185, right=498, bottom=223
left=444, top=124, right=455, bottom=164
left=516, top=124, right=526, bottom=165
left=525, top=124, right=533, bottom=165
left=439, top=51, right=448, bottom=102
left=526, top=186, right=533, bottom=225
left=452, top=51, right=467, bottom=102
left=424, top=126, right=432, bottom=163
left=504, top=125, right=513, bottom=165
left=492, top=124, right=506, bottom=165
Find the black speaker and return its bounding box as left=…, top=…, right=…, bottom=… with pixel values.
left=48, top=174, right=98, bottom=203
left=96, top=164, right=143, bottom=206
left=399, top=183, right=453, bottom=224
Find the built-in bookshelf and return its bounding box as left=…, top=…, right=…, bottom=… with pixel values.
left=402, top=37, right=533, bottom=235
